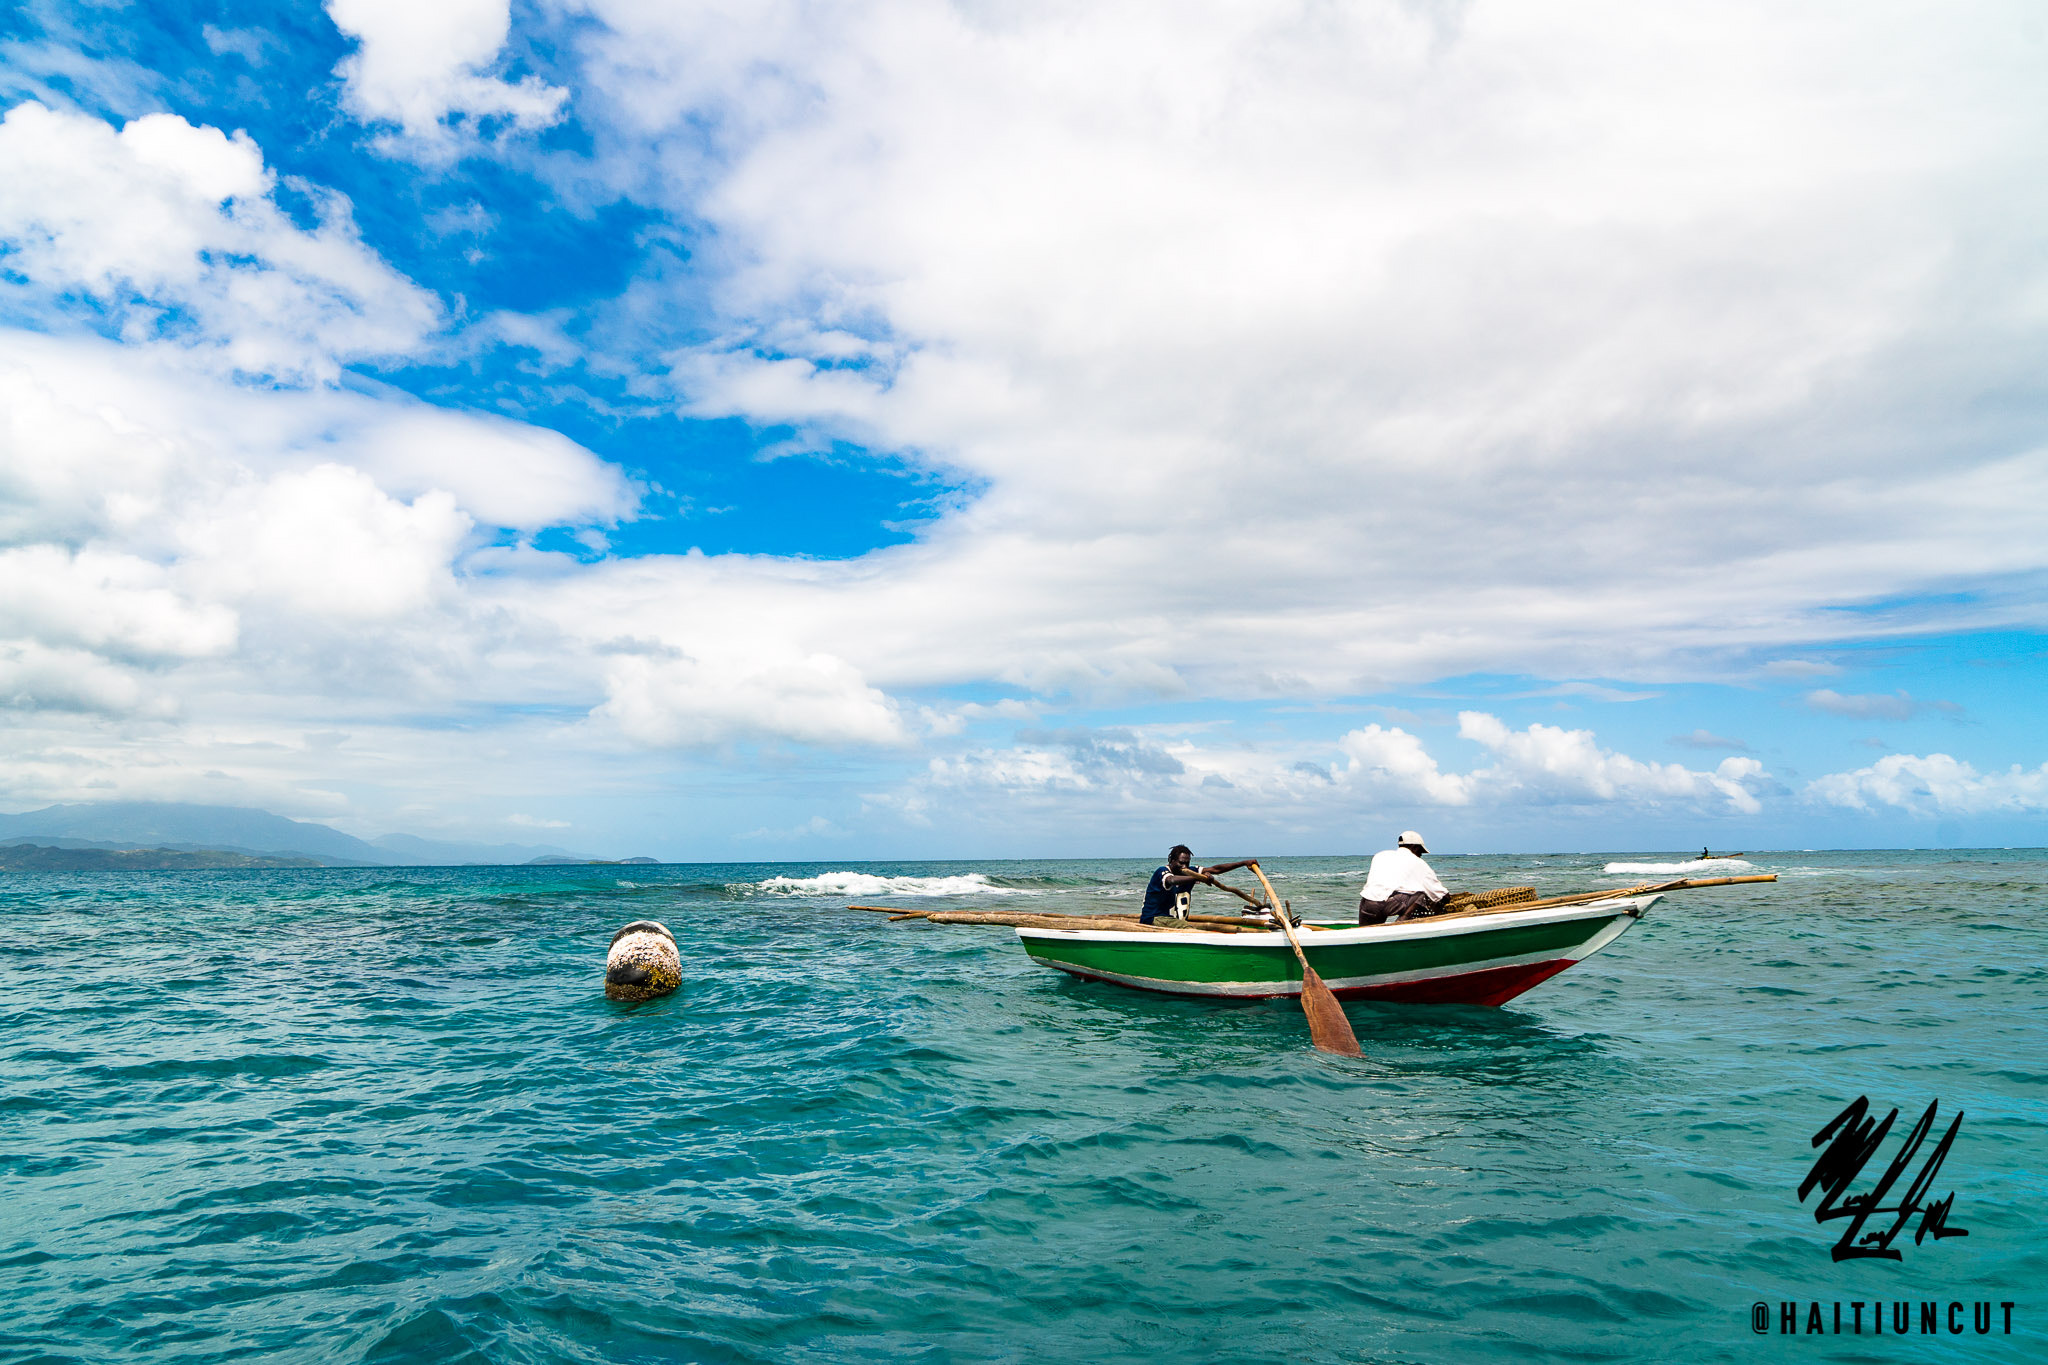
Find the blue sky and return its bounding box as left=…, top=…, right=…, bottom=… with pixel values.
left=2, top=0, right=2046, bottom=858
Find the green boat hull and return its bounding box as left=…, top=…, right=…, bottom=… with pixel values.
left=1016, top=896, right=1654, bottom=1006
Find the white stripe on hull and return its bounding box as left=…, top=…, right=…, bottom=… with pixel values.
left=1036, top=941, right=1591, bottom=998
left=1014, top=895, right=1655, bottom=949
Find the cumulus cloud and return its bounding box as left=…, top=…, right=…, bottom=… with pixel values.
left=923, top=714, right=1768, bottom=821
left=1809, top=753, right=2048, bottom=815
left=513, top=0, right=2048, bottom=701
left=0, top=641, right=161, bottom=715
left=177, top=465, right=470, bottom=622
left=326, top=0, right=566, bottom=148
left=0, top=330, right=636, bottom=543
left=1456, top=713, right=1766, bottom=814
left=1337, top=725, right=1474, bottom=806
left=0, top=545, right=236, bottom=660
left=0, top=325, right=642, bottom=759
left=594, top=648, right=908, bottom=749
left=0, top=102, right=438, bottom=380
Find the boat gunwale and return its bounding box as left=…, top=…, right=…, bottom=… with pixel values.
left=1013, top=893, right=1658, bottom=947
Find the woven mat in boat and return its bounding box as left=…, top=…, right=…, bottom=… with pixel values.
left=1438, top=886, right=1538, bottom=912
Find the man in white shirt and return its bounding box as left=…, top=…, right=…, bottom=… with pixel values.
left=1358, top=830, right=1450, bottom=925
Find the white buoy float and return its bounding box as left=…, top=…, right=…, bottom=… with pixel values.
left=605, top=920, right=680, bottom=1001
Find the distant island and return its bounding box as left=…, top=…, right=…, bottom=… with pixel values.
left=0, top=802, right=660, bottom=868
left=0, top=844, right=324, bottom=872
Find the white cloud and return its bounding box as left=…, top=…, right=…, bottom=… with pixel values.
left=326, top=0, right=566, bottom=148
left=201, top=25, right=281, bottom=67
left=1456, top=712, right=1766, bottom=813
left=922, top=713, right=1767, bottom=821
left=1337, top=724, right=1474, bottom=806
left=0, top=545, right=236, bottom=660
left=0, top=102, right=438, bottom=380
left=1805, top=688, right=1913, bottom=720
left=507, top=812, right=569, bottom=828
left=348, top=407, right=638, bottom=531
left=0, top=328, right=641, bottom=760
left=593, top=648, right=908, bottom=749
left=1517, top=682, right=1661, bottom=703
left=0, top=640, right=160, bottom=715
left=388, top=0, right=2048, bottom=730
left=0, top=329, right=634, bottom=544
left=1803, top=688, right=1961, bottom=721
left=177, top=464, right=470, bottom=622
left=1762, top=659, right=1841, bottom=679
left=1809, top=752, right=2048, bottom=815
left=738, top=815, right=845, bottom=841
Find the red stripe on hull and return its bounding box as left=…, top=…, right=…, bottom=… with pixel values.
left=1331, top=957, right=1578, bottom=1006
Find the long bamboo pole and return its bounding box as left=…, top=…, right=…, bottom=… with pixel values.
left=923, top=911, right=1249, bottom=933
left=1415, top=873, right=1776, bottom=924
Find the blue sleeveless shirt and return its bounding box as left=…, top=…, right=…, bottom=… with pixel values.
left=1141, top=867, right=1187, bottom=924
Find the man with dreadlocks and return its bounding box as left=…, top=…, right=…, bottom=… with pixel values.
left=1139, top=845, right=1258, bottom=926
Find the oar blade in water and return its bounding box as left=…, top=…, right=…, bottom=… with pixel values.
left=1300, top=967, right=1362, bottom=1056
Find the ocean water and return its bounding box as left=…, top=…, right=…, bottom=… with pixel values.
left=1, top=850, right=2041, bottom=1363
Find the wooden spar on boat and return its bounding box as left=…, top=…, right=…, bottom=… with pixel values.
left=1417, top=873, right=1775, bottom=924
left=923, top=911, right=1261, bottom=933
left=848, top=904, right=1277, bottom=932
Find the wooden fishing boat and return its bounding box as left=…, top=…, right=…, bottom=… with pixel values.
left=1015, top=893, right=1656, bottom=1006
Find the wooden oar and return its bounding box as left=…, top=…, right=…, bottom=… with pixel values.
left=1248, top=862, right=1361, bottom=1058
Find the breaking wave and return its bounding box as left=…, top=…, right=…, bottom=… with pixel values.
left=1603, top=858, right=1756, bottom=875
left=745, top=872, right=1032, bottom=898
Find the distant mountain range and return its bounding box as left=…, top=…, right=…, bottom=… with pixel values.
left=0, top=802, right=642, bottom=867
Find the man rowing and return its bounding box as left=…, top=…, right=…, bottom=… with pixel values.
left=1141, top=845, right=1259, bottom=926
left=1357, top=830, right=1449, bottom=924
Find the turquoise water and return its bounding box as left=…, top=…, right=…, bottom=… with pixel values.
left=1, top=851, right=2042, bottom=1362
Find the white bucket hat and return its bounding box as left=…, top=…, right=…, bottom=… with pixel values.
left=1398, top=830, right=1428, bottom=853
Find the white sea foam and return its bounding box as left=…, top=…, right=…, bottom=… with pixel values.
left=1603, top=858, right=1756, bottom=874
left=746, top=872, right=1031, bottom=898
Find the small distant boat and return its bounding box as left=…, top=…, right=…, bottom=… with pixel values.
left=1016, top=894, right=1656, bottom=1007
left=1698, top=852, right=1746, bottom=860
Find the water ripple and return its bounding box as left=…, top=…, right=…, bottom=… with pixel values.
left=1, top=851, right=2043, bottom=1361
